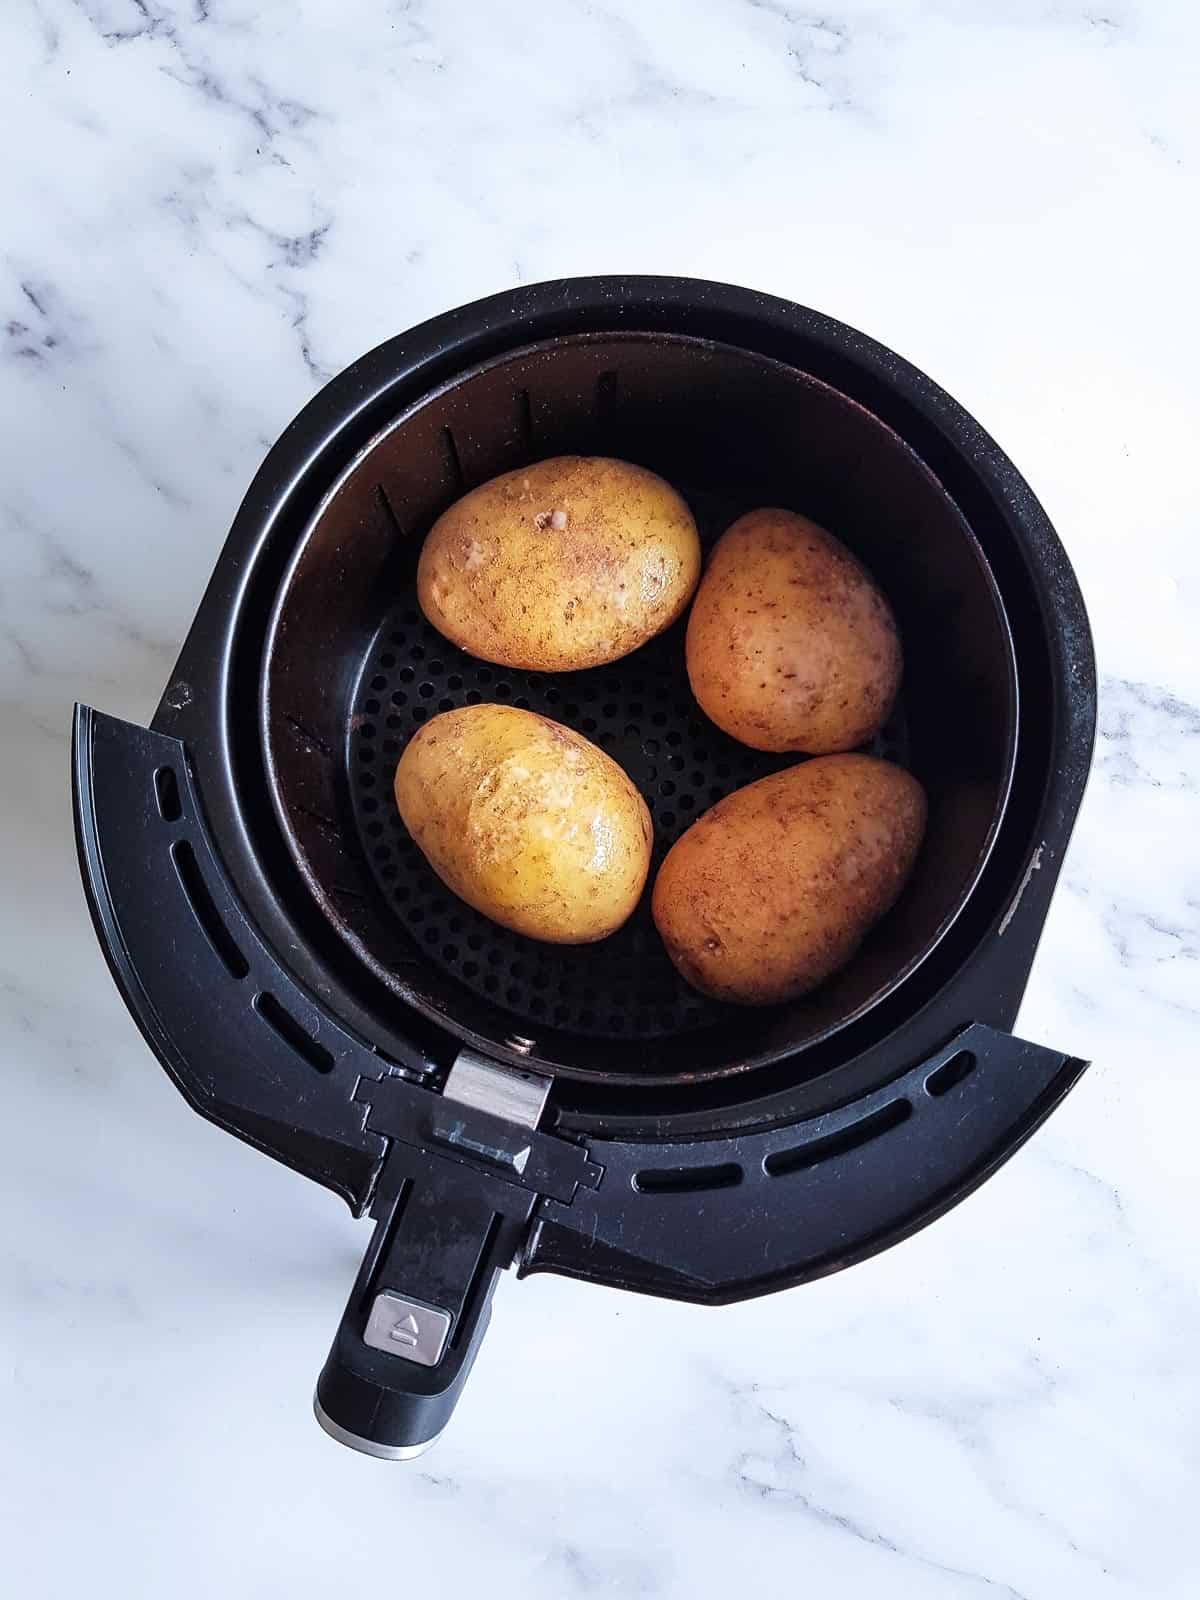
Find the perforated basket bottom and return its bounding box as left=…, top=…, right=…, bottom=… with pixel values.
left=348, top=597, right=908, bottom=1041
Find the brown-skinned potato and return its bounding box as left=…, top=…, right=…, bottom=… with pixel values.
left=685, top=509, right=902, bottom=754
left=417, top=455, right=700, bottom=671
left=652, top=755, right=926, bottom=1004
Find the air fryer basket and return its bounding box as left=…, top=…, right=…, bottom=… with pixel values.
left=262, top=334, right=1017, bottom=1082
left=73, top=277, right=1095, bottom=1461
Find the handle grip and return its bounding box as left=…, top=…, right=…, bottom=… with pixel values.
left=314, top=1148, right=536, bottom=1458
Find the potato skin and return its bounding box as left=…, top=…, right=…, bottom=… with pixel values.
left=685, top=509, right=902, bottom=754
left=417, top=455, right=700, bottom=671
left=651, top=755, right=926, bottom=1005
left=394, top=704, right=652, bottom=944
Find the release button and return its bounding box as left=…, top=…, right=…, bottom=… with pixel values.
left=363, top=1291, right=452, bottom=1368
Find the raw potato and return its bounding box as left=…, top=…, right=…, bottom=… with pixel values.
left=394, top=704, right=652, bottom=944
left=652, top=755, right=926, bottom=1005
left=417, top=455, right=701, bottom=671
left=686, top=509, right=902, bottom=754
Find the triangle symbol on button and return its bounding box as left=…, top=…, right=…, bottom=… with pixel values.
left=389, top=1313, right=421, bottom=1347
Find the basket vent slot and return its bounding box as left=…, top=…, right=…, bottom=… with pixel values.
left=765, top=1100, right=911, bottom=1178
left=154, top=766, right=181, bottom=822
left=171, top=840, right=249, bottom=980
left=925, top=1050, right=976, bottom=1097
left=254, top=991, right=334, bottom=1074
left=634, top=1161, right=743, bottom=1195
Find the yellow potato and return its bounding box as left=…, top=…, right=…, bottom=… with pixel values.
left=417, top=455, right=700, bottom=671
left=652, top=755, right=926, bottom=1005
left=394, top=704, right=652, bottom=944
left=686, top=509, right=902, bottom=754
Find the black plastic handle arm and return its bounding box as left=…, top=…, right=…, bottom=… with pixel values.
left=524, top=1021, right=1087, bottom=1303
left=71, top=706, right=432, bottom=1209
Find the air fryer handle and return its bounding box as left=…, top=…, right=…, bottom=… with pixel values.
left=314, top=1148, right=536, bottom=1458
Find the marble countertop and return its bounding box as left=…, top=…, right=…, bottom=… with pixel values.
left=3, top=3, right=1198, bottom=1596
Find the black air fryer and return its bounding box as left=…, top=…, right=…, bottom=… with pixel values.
left=73, top=278, right=1095, bottom=1459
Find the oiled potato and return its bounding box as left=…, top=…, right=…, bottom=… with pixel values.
left=652, top=755, right=926, bottom=1004
left=417, top=456, right=700, bottom=671
left=394, top=704, right=652, bottom=944
left=686, top=509, right=902, bottom=753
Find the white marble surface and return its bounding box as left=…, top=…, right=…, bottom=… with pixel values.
left=2, top=1, right=1198, bottom=1594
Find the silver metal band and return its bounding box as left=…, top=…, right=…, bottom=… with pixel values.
left=312, top=1391, right=442, bottom=1461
